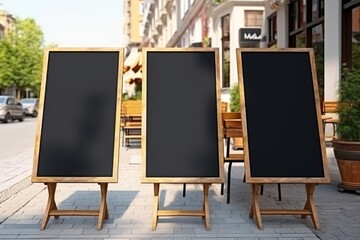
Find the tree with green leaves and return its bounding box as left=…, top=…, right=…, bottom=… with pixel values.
left=0, top=18, right=44, bottom=98
left=0, top=39, right=14, bottom=94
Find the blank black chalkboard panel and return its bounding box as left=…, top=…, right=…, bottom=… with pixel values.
left=142, top=49, right=224, bottom=183
left=237, top=49, right=329, bottom=183
left=32, top=49, right=123, bottom=183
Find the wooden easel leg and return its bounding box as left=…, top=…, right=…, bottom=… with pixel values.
left=277, top=184, right=282, bottom=201
left=303, top=183, right=320, bottom=229
left=221, top=138, right=231, bottom=196
left=227, top=162, right=232, bottom=204
left=249, top=184, right=255, bottom=219
left=97, top=183, right=108, bottom=230
left=40, top=183, right=58, bottom=230
left=202, top=183, right=210, bottom=230
left=249, top=183, right=263, bottom=229
left=152, top=183, right=160, bottom=231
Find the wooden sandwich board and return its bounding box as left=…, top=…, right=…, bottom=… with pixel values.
left=236, top=48, right=330, bottom=229
left=141, top=48, right=224, bottom=230
left=31, top=48, right=123, bottom=230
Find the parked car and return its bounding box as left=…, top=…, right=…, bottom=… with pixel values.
left=20, top=98, right=39, bottom=117
left=0, top=96, right=25, bottom=123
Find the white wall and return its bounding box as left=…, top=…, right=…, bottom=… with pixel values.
left=324, top=0, right=341, bottom=101
left=273, top=6, right=288, bottom=48
left=230, top=7, right=242, bottom=90
left=209, top=4, right=265, bottom=102
left=209, top=7, right=231, bottom=100
left=231, top=6, right=265, bottom=88
left=192, top=18, right=202, bottom=44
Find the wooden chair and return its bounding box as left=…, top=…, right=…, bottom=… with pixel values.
left=121, top=100, right=142, bottom=147
left=182, top=101, right=229, bottom=197
left=220, top=112, right=282, bottom=203
left=322, top=101, right=338, bottom=138
left=221, top=101, right=228, bottom=113
left=221, top=112, right=244, bottom=203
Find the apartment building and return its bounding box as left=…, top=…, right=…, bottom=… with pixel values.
left=142, top=0, right=205, bottom=48
left=124, top=0, right=145, bottom=47
left=0, top=4, right=15, bottom=39
left=0, top=4, right=16, bottom=96
left=142, top=0, right=265, bottom=102
left=207, top=0, right=265, bottom=102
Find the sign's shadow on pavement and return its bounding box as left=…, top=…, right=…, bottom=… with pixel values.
left=154, top=187, right=224, bottom=226
left=47, top=190, right=139, bottom=226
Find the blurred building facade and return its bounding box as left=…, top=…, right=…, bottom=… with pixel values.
left=139, top=0, right=360, bottom=104
left=0, top=4, right=16, bottom=96
left=264, top=0, right=360, bottom=102
left=142, top=0, right=266, bottom=102
left=124, top=0, right=145, bottom=48
left=142, top=0, right=205, bottom=48
left=207, top=0, right=265, bottom=102
left=0, top=4, right=15, bottom=39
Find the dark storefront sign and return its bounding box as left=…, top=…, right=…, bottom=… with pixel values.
left=239, top=28, right=262, bottom=42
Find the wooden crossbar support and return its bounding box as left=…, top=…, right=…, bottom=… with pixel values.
left=157, top=210, right=205, bottom=216
left=124, top=135, right=141, bottom=139
left=261, top=209, right=312, bottom=215
left=40, top=182, right=109, bottom=231
left=48, top=210, right=100, bottom=216
left=249, top=183, right=320, bottom=230
left=152, top=183, right=211, bottom=231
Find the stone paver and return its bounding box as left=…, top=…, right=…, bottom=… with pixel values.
left=0, top=122, right=360, bottom=239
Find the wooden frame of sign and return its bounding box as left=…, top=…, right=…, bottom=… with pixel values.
left=31, top=48, right=123, bottom=230
left=236, top=48, right=330, bottom=230
left=141, top=48, right=224, bottom=230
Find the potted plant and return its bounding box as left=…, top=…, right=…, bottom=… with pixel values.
left=332, top=66, right=360, bottom=193
left=229, top=83, right=242, bottom=149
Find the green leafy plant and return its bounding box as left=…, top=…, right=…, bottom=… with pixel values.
left=337, top=66, right=360, bottom=141
left=0, top=18, right=44, bottom=98
left=212, top=0, right=224, bottom=5
left=202, top=37, right=211, bottom=47
left=229, top=83, right=240, bottom=112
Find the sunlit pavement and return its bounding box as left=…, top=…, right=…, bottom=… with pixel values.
left=0, top=121, right=359, bottom=239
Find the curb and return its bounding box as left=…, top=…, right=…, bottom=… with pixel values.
left=0, top=176, right=32, bottom=204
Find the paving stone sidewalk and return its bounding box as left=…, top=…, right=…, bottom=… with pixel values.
left=0, top=140, right=359, bottom=239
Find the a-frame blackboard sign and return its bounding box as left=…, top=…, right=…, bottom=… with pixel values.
left=31, top=48, right=123, bottom=230
left=237, top=48, right=330, bottom=229
left=141, top=48, right=224, bottom=230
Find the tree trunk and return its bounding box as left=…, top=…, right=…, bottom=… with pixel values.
left=16, top=89, right=21, bottom=100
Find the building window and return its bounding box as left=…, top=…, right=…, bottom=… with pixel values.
left=289, top=0, right=325, bottom=99
left=268, top=13, right=277, bottom=46
left=289, top=0, right=306, bottom=31
left=245, top=10, right=263, bottom=27
left=139, top=2, right=145, bottom=15
left=312, top=23, right=324, bottom=99
left=294, top=31, right=306, bottom=47
left=311, top=0, right=324, bottom=21
left=342, top=0, right=360, bottom=70
left=221, top=14, right=230, bottom=88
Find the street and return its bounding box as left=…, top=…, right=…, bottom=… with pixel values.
left=0, top=118, right=37, bottom=194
